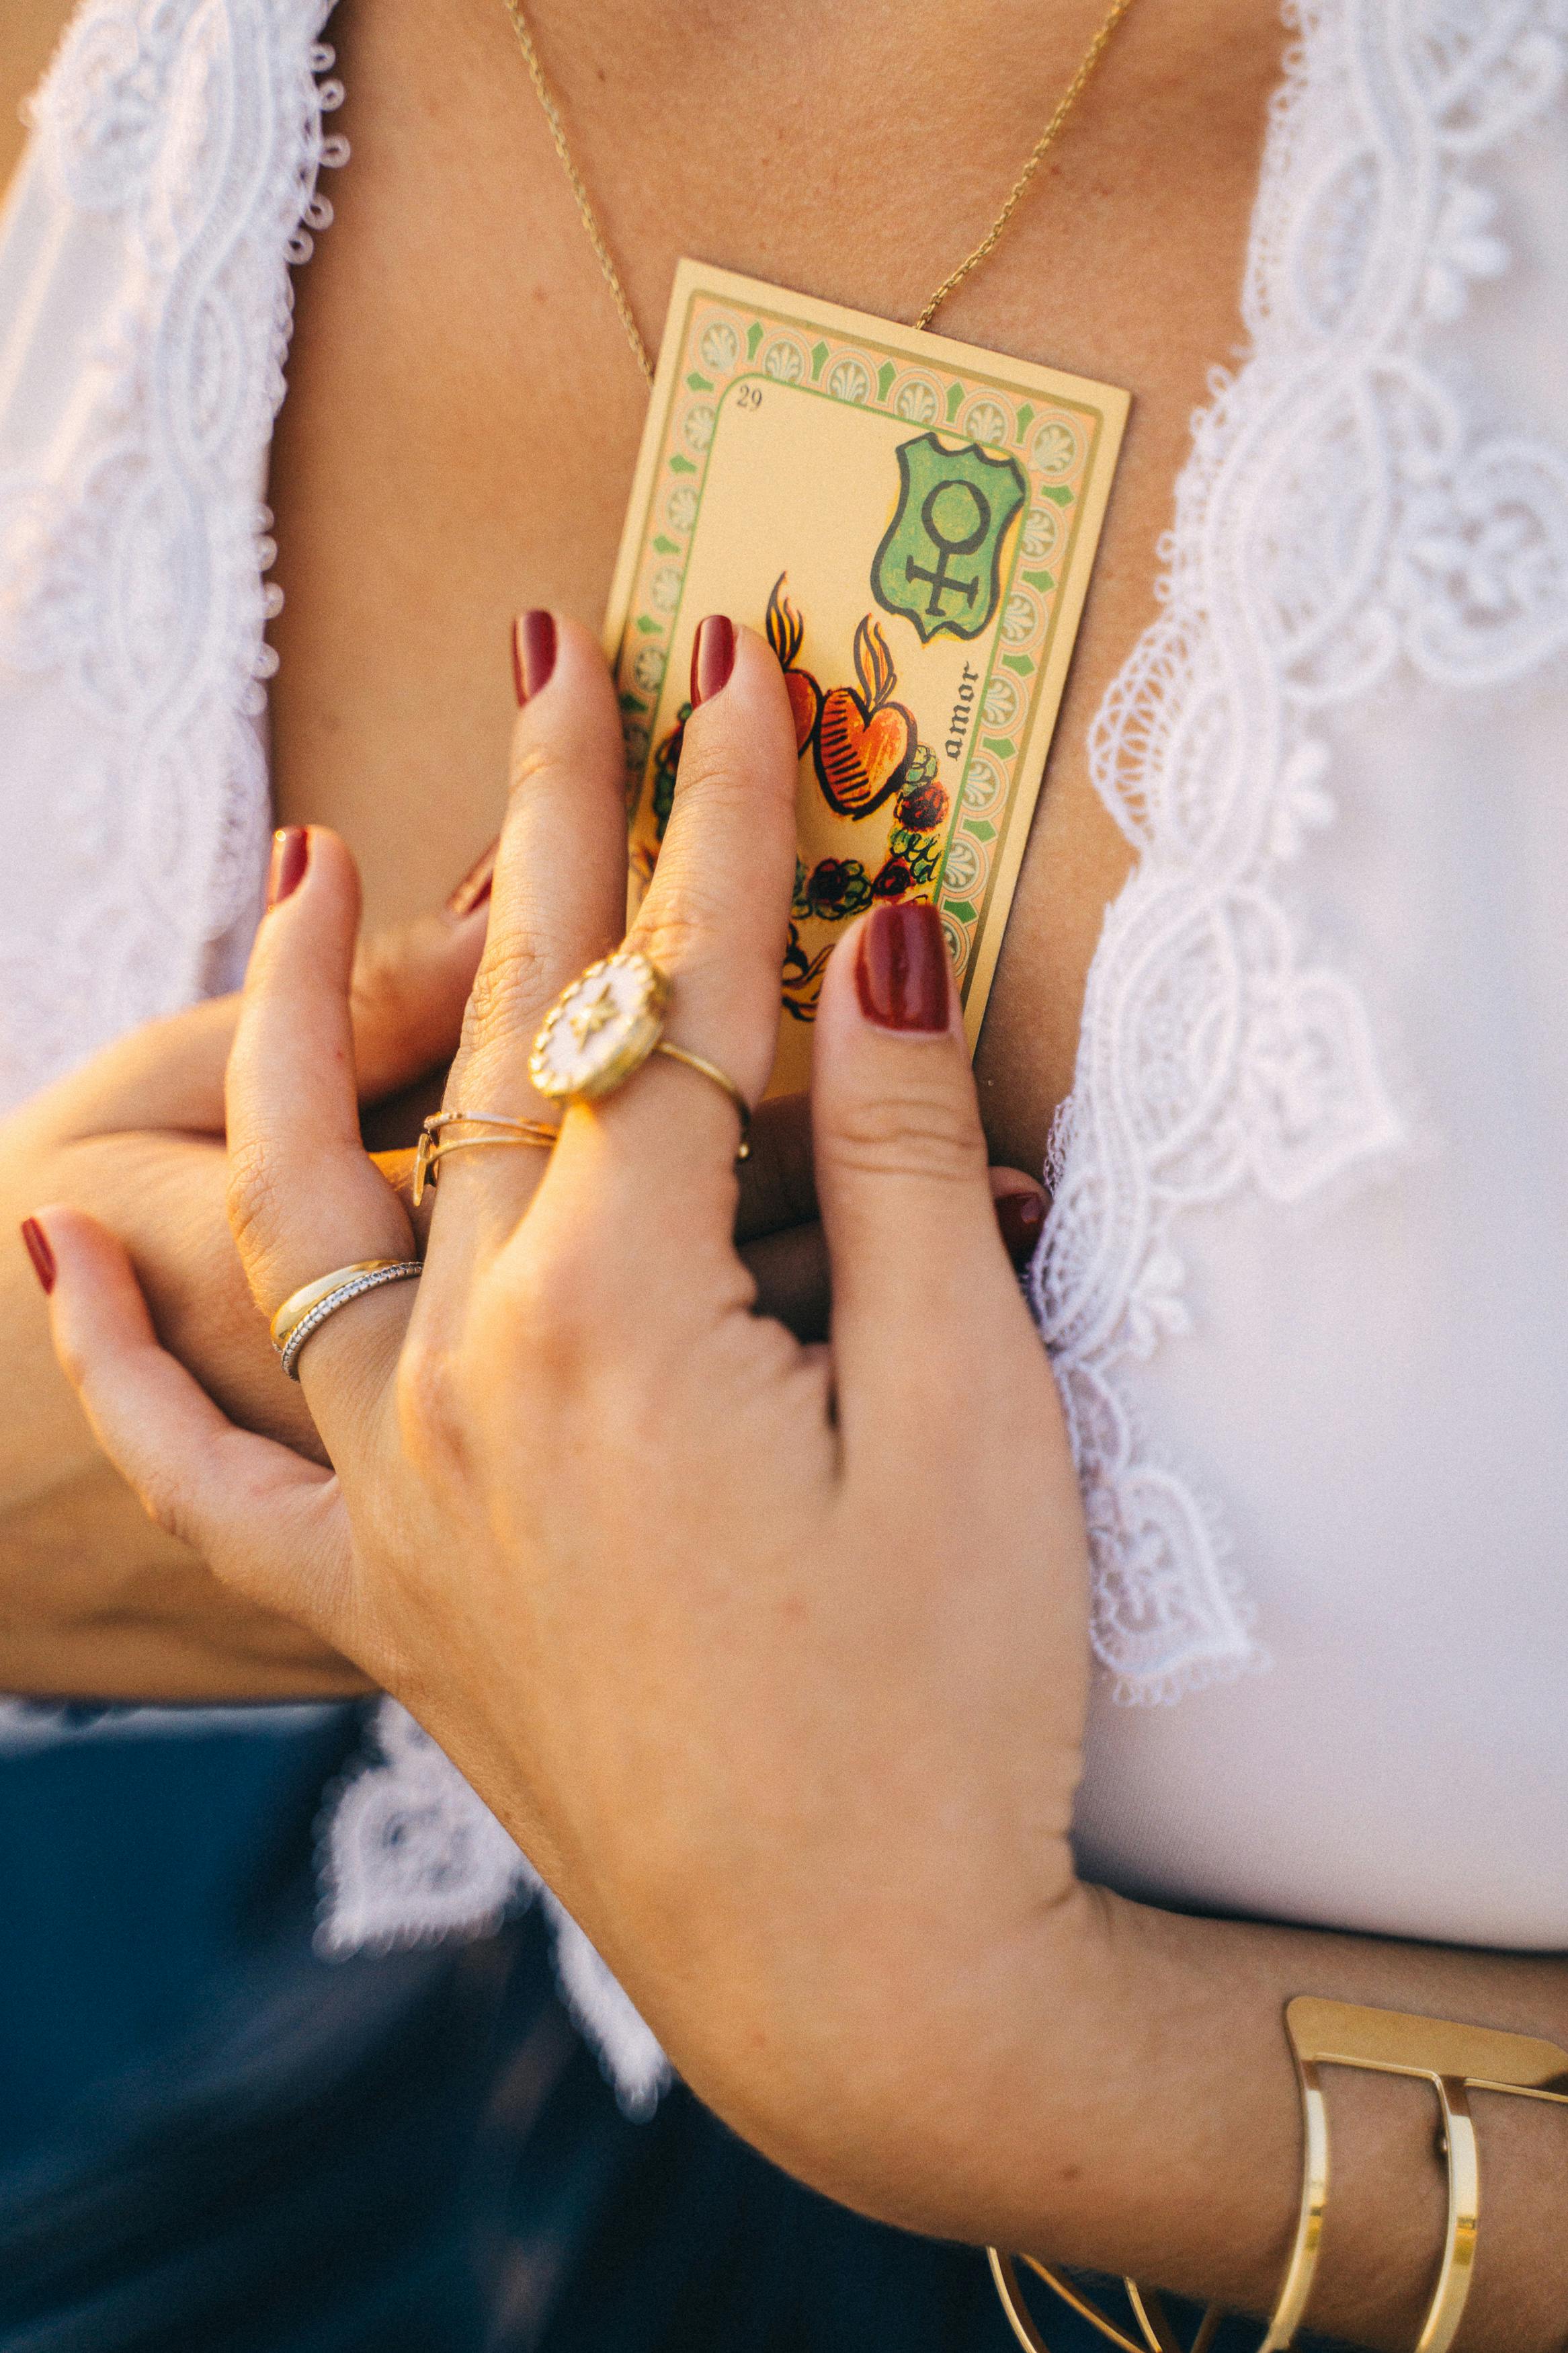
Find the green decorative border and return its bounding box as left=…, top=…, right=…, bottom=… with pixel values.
left=616, top=291, right=1106, bottom=1006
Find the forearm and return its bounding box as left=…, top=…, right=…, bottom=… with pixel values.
left=815, top=1888, right=1568, bottom=2353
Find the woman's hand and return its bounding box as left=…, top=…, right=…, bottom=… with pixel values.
left=32, top=617, right=1568, bottom=2353
left=0, top=880, right=493, bottom=1697
left=32, top=614, right=1089, bottom=2185
left=5, top=801, right=1043, bottom=1706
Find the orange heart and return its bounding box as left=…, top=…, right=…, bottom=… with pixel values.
left=786, top=668, right=821, bottom=756
left=815, top=688, right=915, bottom=817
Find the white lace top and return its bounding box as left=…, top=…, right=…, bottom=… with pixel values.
left=2, top=0, right=1565, bottom=2100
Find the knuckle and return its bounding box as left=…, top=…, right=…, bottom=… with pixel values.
left=136, top=1462, right=202, bottom=1552
left=504, top=1243, right=595, bottom=1386
left=506, top=737, right=575, bottom=808
left=823, top=1085, right=987, bottom=1187
left=670, top=744, right=753, bottom=813
left=393, top=1249, right=595, bottom=1478
left=632, top=891, right=733, bottom=982
left=349, top=936, right=418, bottom=1034
left=224, top=1136, right=286, bottom=1265
left=459, top=930, right=549, bottom=1055
left=395, top=1330, right=472, bottom=1480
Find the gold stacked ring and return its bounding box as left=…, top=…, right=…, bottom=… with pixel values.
left=528, top=949, right=751, bottom=1160
left=270, top=1259, right=423, bottom=1381
left=412, top=1110, right=559, bottom=1207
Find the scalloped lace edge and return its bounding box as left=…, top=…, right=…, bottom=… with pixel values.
left=1030, top=0, right=1568, bottom=1702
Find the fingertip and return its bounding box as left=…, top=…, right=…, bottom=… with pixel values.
left=250, top=826, right=363, bottom=994
left=852, top=900, right=954, bottom=1037
left=512, top=610, right=602, bottom=700
left=24, top=1200, right=119, bottom=1283
left=514, top=608, right=558, bottom=705
left=25, top=1203, right=159, bottom=1389
left=503, top=611, right=625, bottom=801
left=648, top=619, right=798, bottom=885
left=19, top=1213, right=56, bottom=1295
left=36, top=1201, right=135, bottom=1281
left=690, top=613, right=735, bottom=707
left=266, top=825, right=310, bottom=910
left=809, top=904, right=995, bottom=1284
left=30, top=1201, right=333, bottom=1581
left=990, top=1178, right=1046, bottom=1269
left=813, top=905, right=964, bottom=1059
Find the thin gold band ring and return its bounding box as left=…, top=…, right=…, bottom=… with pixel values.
left=648, top=1041, right=751, bottom=1158
left=412, top=1110, right=559, bottom=1207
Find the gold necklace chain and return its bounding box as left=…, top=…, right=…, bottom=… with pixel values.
left=500, top=0, right=1142, bottom=385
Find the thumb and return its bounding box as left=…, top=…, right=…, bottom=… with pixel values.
left=812, top=901, right=1047, bottom=1458
left=348, top=848, right=495, bottom=1105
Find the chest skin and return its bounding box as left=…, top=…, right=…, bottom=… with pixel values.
left=267, top=0, right=1282, bottom=1180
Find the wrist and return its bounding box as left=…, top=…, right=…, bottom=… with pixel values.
left=669, top=1856, right=1108, bottom=2248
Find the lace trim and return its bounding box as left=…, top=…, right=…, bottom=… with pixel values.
left=1033, top=0, right=1568, bottom=1700
left=0, top=0, right=347, bottom=1107
left=0, top=1695, right=339, bottom=1750
left=317, top=1700, right=671, bottom=2117
left=543, top=1893, right=672, bottom=2119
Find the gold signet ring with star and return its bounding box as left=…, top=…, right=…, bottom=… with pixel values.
left=528, top=949, right=752, bottom=1161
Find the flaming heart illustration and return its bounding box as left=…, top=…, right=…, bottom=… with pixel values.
left=766, top=575, right=822, bottom=755
left=813, top=616, right=917, bottom=819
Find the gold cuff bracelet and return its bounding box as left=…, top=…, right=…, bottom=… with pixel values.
left=989, top=1997, right=1568, bottom=2353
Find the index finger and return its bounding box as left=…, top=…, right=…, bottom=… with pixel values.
left=534, top=619, right=799, bottom=1281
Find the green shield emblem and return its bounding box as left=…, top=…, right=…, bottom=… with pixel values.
left=871, top=433, right=1028, bottom=643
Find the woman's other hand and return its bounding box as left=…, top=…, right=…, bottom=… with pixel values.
left=34, top=614, right=1089, bottom=2222
left=0, top=877, right=492, bottom=1698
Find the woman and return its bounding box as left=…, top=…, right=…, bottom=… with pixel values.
left=0, top=2, right=1047, bottom=2340
left=9, top=0, right=1568, bottom=2342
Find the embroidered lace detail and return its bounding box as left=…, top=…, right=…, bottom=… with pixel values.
left=1034, top=0, right=1568, bottom=1700
left=318, top=1700, right=671, bottom=2114
left=316, top=1703, right=535, bottom=1954
left=544, top=1895, right=672, bottom=2118
left=0, top=0, right=347, bottom=1107
left=0, top=1695, right=339, bottom=1750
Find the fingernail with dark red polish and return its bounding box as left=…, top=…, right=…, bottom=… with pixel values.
left=267, top=826, right=308, bottom=910
left=690, top=614, right=735, bottom=707
left=446, top=840, right=497, bottom=918
left=855, top=899, right=950, bottom=1033
left=995, top=1189, right=1046, bottom=1267
left=20, top=1218, right=55, bottom=1295
left=514, top=610, right=556, bottom=704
